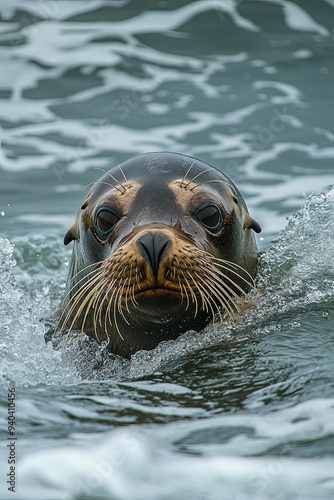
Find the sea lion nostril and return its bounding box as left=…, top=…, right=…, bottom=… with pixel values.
left=137, top=232, right=171, bottom=277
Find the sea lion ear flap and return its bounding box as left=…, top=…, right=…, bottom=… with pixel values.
left=244, top=213, right=262, bottom=234
left=64, top=220, right=79, bottom=245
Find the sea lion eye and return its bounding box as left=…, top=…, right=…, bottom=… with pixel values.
left=95, top=208, right=120, bottom=239
left=194, top=203, right=223, bottom=233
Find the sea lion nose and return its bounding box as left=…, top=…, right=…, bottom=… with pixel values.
left=137, top=232, right=171, bottom=277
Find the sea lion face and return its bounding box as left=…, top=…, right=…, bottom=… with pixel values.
left=61, top=152, right=261, bottom=358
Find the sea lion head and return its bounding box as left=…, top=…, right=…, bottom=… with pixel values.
left=60, top=152, right=261, bottom=358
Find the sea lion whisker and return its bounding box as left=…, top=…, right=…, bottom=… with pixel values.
left=215, top=270, right=255, bottom=299
left=209, top=277, right=242, bottom=317
left=180, top=254, right=238, bottom=318
left=131, top=282, right=138, bottom=306
left=124, top=282, right=130, bottom=314
left=203, top=284, right=227, bottom=323
left=70, top=275, right=107, bottom=339
left=128, top=283, right=135, bottom=308
left=173, top=264, right=176, bottom=281
left=80, top=282, right=106, bottom=343
left=116, top=284, right=124, bottom=316
left=193, top=272, right=234, bottom=322
left=91, top=282, right=105, bottom=326
left=83, top=273, right=105, bottom=316
left=70, top=259, right=105, bottom=282
left=103, top=286, right=114, bottom=338
left=95, top=290, right=106, bottom=330
left=208, top=273, right=253, bottom=318
left=113, top=288, right=124, bottom=340
left=185, top=270, right=210, bottom=315
left=135, top=267, right=142, bottom=290
left=183, top=167, right=214, bottom=189
left=204, top=252, right=257, bottom=287
left=180, top=269, right=198, bottom=317
left=123, top=276, right=132, bottom=314
left=191, top=276, right=220, bottom=324
left=214, top=262, right=255, bottom=287
left=179, top=277, right=185, bottom=304
left=65, top=275, right=104, bottom=330
left=85, top=180, right=124, bottom=195
left=173, top=255, right=182, bottom=272
left=205, top=268, right=253, bottom=315
left=125, top=261, right=136, bottom=313
left=181, top=282, right=190, bottom=310
left=69, top=276, right=107, bottom=348
left=200, top=263, right=249, bottom=303
left=180, top=161, right=195, bottom=187
left=62, top=281, right=101, bottom=348
left=99, top=255, right=130, bottom=281
left=205, top=280, right=238, bottom=320
left=64, top=271, right=103, bottom=314
left=191, top=179, right=237, bottom=196
left=215, top=263, right=256, bottom=290
left=118, top=164, right=128, bottom=184
left=208, top=265, right=255, bottom=299
left=62, top=267, right=101, bottom=306
left=93, top=167, right=127, bottom=193
left=92, top=295, right=101, bottom=342
left=178, top=277, right=191, bottom=310
left=97, top=278, right=116, bottom=334
left=56, top=272, right=102, bottom=336
left=199, top=255, right=257, bottom=292
left=117, top=280, right=130, bottom=325
left=105, top=287, right=118, bottom=337
left=93, top=277, right=111, bottom=329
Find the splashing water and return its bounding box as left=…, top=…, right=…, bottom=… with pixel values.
left=0, top=187, right=333, bottom=385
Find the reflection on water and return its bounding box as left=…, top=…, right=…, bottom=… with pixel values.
left=0, top=1, right=334, bottom=499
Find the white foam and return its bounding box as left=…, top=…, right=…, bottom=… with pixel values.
left=282, top=1, right=329, bottom=36
left=0, top=237, right=79, bottom=388
left=7, top=402, right=334, bottom=500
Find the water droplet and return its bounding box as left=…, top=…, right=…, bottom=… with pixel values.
left=0, top=211, right=5, bottom=216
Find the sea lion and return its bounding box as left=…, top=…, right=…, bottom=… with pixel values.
left=58, top=152, right=261, bottom=358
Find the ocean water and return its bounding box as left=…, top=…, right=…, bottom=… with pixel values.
left=0, top=1, right=334, bottom=499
